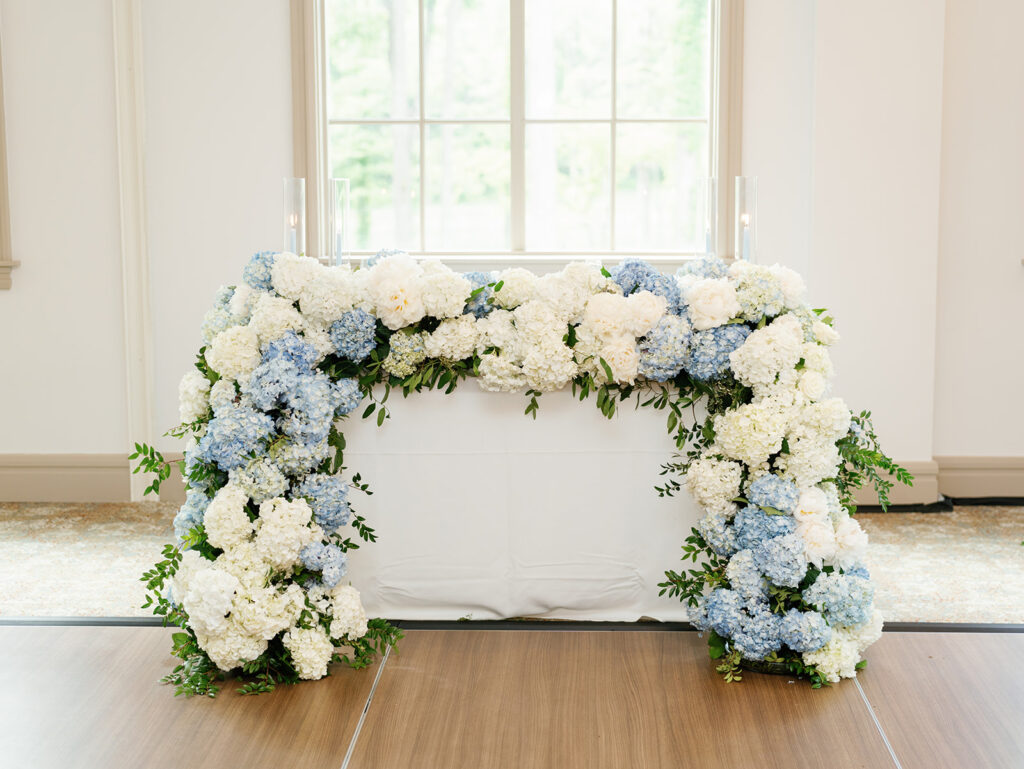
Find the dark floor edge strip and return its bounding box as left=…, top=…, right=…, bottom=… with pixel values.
left=855, top=678, right=905, bottom=769
left=3, top=617, right=1022, bottom=632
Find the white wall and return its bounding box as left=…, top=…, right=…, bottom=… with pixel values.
left=0, top=0, right=128, bottom=453
left=142, top=0, right=293, bottom=446
left=932, top=0, right=1024, bottom=456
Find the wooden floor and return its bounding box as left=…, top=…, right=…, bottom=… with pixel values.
left=1, top=627, right=1021, bottom=768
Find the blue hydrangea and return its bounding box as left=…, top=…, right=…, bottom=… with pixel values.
left=735, top=268, right=785, bottom=323
left=698, top=510, right=738, bottom=557
left=725, top=549, right=768, bottom=604
left=264, top=330, right=319, bottom=371
left=753, top=533, right=807, bottom=588
left=173, top=490, right=210, bottom=541
left=704, top=588, right=744, bottom=637
left=364, top=247, right=405, bottom=268
left=733, top=505, right=796, bottom=551
left=779, top=609, right=832, bottom=653
left=844, top=563, right=871, bottom=580
left=299, top=542, right=348, bottom=589
left=242, top=251, right=276, bottom=291
left=293, top=473, right=352, bottom=532
left=279, top=373, right=344, bottom=445
left=200, top=305, right=234, bottom=343
left=335, top=378, right=363, bottom=416
left=732, top=601, right=783, bottom=660
left=247, top=352, right=306, bottom=412
left=638, top=315, right=692, bottom=381
left=677, top=256, right=729, bottom=280
left=270, top=438, right=331, bottom=477
left=683, top=324, right=751, bottom=381
left=329, top=309, right=377, bottom=362
left=610, top=258, right=683, bottom=314
left=463, top=271, right=498, bottom=318
left=194, top=402, right=274, bottom=470
left=803, top=573, right=875, bottom=627
left=689, top=595, right=711, bottom=631
left=747, top=474, right=800, bottom=514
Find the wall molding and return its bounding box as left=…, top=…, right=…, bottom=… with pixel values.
left=936, top=456, right=1024, bottom=498
left=0, top=9, right=20, bottom=290
left=0, top=455, right=130, bottom=503
left=112, top=0, right=155, bottom=500
left=8, top=454, right=1021, bottom=507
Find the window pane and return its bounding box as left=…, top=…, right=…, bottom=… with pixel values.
left=526, top=124, right=610, bottom=251
left=525, top=0, right=611, bottom=119
left=424, top=0, right=509, bottom=119
left=615, top=123, right=706, bottom=251
left=616, top=0, right=709, bottom=119
left=330, top=124, right=421, bottom=251
left=326, top=0, right=419, bottom=120
left=425, top=124, right=510, bottom=250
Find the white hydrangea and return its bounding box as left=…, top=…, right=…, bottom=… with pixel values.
left=208, top=379, right=237, bottom=412
left=581, top=291, right=665, bottom=341
left=831, top=513, right=869, bottom=570
left=302, top=323, right=335, bottom=363
left=420, top=260, right=471, bottom=318
left=729, top=313, right=804, bottom=388
left=424, top=315, right=478, bottom=361
left=800, top=342, right=835, bottom=379
left=228, top=284, right=261, bottom=322
left=204, top=483, right=254, bottom=550
left=685, top=278, right=740, bottom=330
left=476, top=352, right=526, bottom=392
left=198, top=618, right=267, bottom=672
left=768, top=264, right=807, bottom=309
left=776, top=435, right=842, bottom=488
left=514, top=301, right=577, bottom=390
left=792, top=398, right=852, bottom=442
left=206, top=325, right=261, bottom=382
left=846, top=608, right=884, bottom=653
left=283, top=625, right=335, bottom=680
left=180, top=565, right=241, bottom=636
left=248, top=294, right=305, bottom=347
left=178, top=369, right=211, bottom=423
left=475, top=309, right=519, bottom=356
left=271, top=253, right=323, bottom=302
left=492, top=267, right=538, bottom=309
left=299, top=266, right=362, bottom=324
left=232, top=582, right=304, bottom=641
left=714, top=398, right=792, bottom=468
left=170, top=549, right=206, bottom=607
left=534, top=262, right=618, bottom=323
left=365, top=253, right=426, bottom=329
left=216, top=541, right=270, bottom=591
left=686, top=456, right=743, bottom=515
left=802, top=630, right=861, bottom=683
left=254, top=497, right=321, bottom=571
left=328, top=584, right=369, bottom=640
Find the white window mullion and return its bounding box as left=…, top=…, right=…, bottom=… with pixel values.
left=509, top=0, right=526, bottom=252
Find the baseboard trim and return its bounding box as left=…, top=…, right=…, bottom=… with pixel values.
left=852, top=459, right=939, bottom=506
left=3, top=454, right=1021, bottom=506
left=935, top=456, right=1024, bottom=498
left=0, top=454, right=130, bottom=502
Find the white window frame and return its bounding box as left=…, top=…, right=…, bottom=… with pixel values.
left=292, top=0, right=742, bottom=267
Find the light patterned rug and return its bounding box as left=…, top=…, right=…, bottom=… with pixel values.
left=0, top=502, right=1021, bottom=622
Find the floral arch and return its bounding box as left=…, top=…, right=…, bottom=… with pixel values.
left=136, top=251, right=909, bottom=696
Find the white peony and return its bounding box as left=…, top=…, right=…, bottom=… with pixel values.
left=178, top=369, right=211, bottom=423
left=206, top=325, right=261, bottom=382
left=203, top=484, right=254, bottom=550
left=365, top=253, right=426, bottom=329
left=798, top=518, right=838, bottom=568
left=832, top=514, right=869, bottom=570
left=597, top=334, right=640, bottom=385
left=623, top=291, right=668, bottom=337
left=685, top=278, right=740, bottom=330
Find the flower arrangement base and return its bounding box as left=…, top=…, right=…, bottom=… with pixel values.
left=740, top=659, right=792, bottom=676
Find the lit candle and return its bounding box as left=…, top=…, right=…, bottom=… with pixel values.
left=289, top=214, right=298, bottom=254
left=741, top=213, right=751, bottom=261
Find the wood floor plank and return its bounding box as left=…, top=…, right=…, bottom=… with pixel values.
left=0, top=626, right=377, bottom=769
left=347, top=630, right=894, bottom=769
left=858, top=632, right=1024, bottom=769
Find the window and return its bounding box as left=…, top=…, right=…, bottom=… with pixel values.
left=296, top=0, right=741, bottom=261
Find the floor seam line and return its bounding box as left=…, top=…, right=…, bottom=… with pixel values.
left=855, top=677, right=904, bottom=769
left=340, top=644, right=392, bottom=769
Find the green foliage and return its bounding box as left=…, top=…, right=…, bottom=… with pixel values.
left=129, top=443, right=172, bottom=496
left=835, top=411, right=915, bottom=512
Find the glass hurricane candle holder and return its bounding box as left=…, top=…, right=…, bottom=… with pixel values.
left=283, top=177, right=306, bottom=255
left=734, top=176, right=757, bottom=262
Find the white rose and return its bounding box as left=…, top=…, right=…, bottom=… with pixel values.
left=685, top=278, right=740, bottom=330
left=798, top=370, right=827, bottom=401
left=813, top=321, right=840, bottom=345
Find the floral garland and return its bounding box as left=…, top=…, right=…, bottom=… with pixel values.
left=134, top=250, right=910, bottom=696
